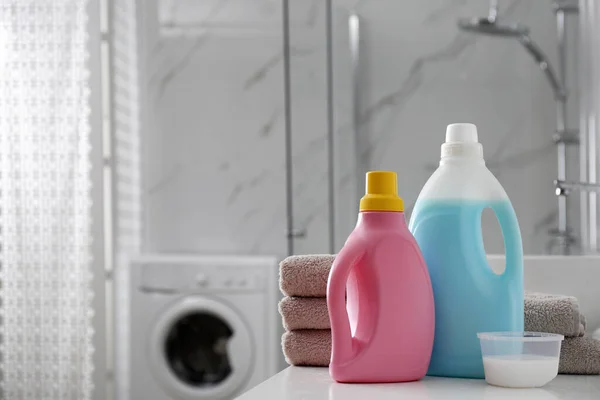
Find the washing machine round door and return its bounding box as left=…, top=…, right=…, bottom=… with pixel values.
left=149, top=296, right=253, bottom=399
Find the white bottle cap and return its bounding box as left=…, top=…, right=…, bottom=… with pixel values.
left=441, top=123, right=484, bottom=159
left=446, top=123, right=478, bottom=143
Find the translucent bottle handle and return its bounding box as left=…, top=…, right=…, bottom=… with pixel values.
left=490, top=202, right=523, bottom=281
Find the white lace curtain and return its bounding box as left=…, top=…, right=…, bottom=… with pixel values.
left=0, top=1, right=94, bottom=399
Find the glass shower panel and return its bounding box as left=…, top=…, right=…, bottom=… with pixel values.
left=331, top=4, right=360, bottom=251
left=284, top=0, right=362, bottom=254
left=285, top=0, right=333, bottom=255
left=328, top=0, right=580, bottom=255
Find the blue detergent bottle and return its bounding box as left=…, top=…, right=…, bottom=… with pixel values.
left=409, top=123, right=523, bottom=379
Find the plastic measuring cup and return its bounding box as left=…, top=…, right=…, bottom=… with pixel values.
left=477, top=332, right=564, bottom=388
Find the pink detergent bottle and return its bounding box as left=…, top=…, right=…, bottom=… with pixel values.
left=327, top=171, right=435, bottom=383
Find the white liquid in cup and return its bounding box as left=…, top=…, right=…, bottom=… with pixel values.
left=482, top=355, right=559, bottom=388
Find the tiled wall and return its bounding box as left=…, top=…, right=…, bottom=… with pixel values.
left=141, top=0, right=580, bottom=257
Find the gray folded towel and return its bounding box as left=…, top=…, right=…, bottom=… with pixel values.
left=559, top=336, right=600, bottom=374
left=525, top=292, right=586, bottom=337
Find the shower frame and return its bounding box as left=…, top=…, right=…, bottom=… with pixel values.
left=551, top=1, right=578, bottom=254
left=347, top=1, right=582, bottom=254
left=553, top=0, right=600, bottom=254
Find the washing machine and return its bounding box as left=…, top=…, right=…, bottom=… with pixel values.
left=129, top=254, right=279, bottom=399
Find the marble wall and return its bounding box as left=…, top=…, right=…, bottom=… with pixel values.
left=141, top=0, right=581, bottom=258
left=141, top=0, right=288, bottom=257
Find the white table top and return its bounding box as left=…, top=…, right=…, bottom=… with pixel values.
left=237, top=367, right=600, bottom=400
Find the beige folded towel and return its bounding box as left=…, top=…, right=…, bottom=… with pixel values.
left=279, top=297, right=329, bottom=330
left=282, top=330, right=331, bottom=367
left=279, top=254, right=334, bottom=297
left=525, top=292, right=587, bottom=337
left=559, top=336, right=600, bottom=375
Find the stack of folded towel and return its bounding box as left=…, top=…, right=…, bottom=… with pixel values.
left=525, top=292, right=600, bottom=374
left=279, top=254, right=600, bottom=375
left=279, top=255, right=333, bottom=367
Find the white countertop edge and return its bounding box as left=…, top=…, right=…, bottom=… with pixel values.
left=237, top=366, right=600, bottom=400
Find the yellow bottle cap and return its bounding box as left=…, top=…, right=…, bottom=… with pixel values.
left=359, top=171, right=404, bottom=212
